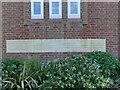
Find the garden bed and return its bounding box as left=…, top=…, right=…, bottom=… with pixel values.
left=2, top=51, right=120, bottom=89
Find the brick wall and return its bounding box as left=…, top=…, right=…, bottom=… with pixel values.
left=2, top=2, right=119, bottom=62
left=118, top=2, right=120, bottom=59
left=0, top=2, right=2, bottom=88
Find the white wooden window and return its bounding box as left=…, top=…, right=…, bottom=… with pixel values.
left=49, top=0, right=62, bottom=19
left=68, top=0, right=80, bottom=18
left=31, top=0, right=44, bottom=19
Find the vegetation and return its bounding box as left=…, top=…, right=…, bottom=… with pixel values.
left=2, top=51, right=120, bottom=89
left=84, top=51, right=120, bottom=80
left=2, top=58, right=41, bottom=89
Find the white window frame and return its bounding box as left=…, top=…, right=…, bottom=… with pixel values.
left=49, top=0, right=62, bottom=19
left=68, top=0, right=80, bottom=18
left=31, top=0, right=44, bottom=19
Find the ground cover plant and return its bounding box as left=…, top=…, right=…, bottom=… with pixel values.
left=2, top=51, right=120, bottom=89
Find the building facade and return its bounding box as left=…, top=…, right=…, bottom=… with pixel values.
left=1, top=1, right=119, bottom=62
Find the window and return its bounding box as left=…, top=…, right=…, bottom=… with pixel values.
left=31, top=0, right=81, bottom=19
left=68, top=0, right=80, bottom=18
left=31, top=0, right=44, bottom=19
left=49, top=0, right=62, bottom=18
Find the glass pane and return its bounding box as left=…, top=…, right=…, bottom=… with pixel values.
left=70, top=2, right=78, bottom=14
left=52, top=2, right=59, bottom=14
left=34, top=2, right=41, bottom=14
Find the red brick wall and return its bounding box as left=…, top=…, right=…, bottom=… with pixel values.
left=2, top=2, right=119, bottom=62
left=118, top=2, right=120, bottom=59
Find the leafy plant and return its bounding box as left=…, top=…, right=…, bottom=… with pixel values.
left=114, top=78, right=120, bottom=88
left=2, top=58, right=41, bottom=90
left=40, top=55, right=114, bottom=89
left=2, top=58, right=24, bottom=80
left=84, top=51, right=120, bottom=80
left=2, top=51, right=120, bottom=89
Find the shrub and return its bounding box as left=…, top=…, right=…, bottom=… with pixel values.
left=84, top=51, right=120, bottom=80
left=2, top=58, right=41, bottom=90
left=40, top=55, right=114, bottom=89
left=2, top=51, right=120, bottom=89
left=114, top=78, right=120, bottom=88
left=2, top=58, right=24, bottom=80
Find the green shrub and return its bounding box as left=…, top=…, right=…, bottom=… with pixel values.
left=2, top=58, right=24, bottom=79
left=114, top=78, right=120, bottom=88
left=2, top=58, right=41, bottom=90
left=2, top=51, right=120, bottom=89
left=40, top=55, right=114, bottom=89
left=84, top=51, right=120, bottom=80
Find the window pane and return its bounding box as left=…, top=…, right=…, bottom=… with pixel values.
left=52, top=2, right=59, bottom=14
left=70, top=2, right=78, bottom=14
left=34, top=2, right=41, bottom=14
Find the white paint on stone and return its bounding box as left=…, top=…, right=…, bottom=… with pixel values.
left=6, top=39, right=106, bottom=53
